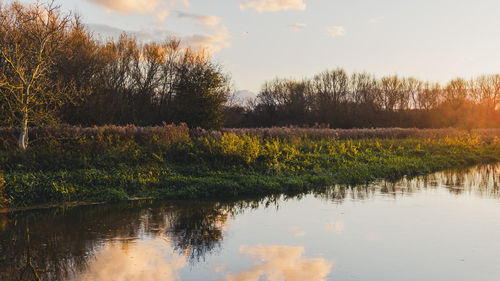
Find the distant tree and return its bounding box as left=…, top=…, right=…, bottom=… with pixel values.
left=418, top=82, right=441, bottom=111
left=444, top=78, right=469, bottom=107
left=472, top=74, right=500, bottom=111
left=350, top=72, right=376, bottom=106
left=311, top=69, right=349, bottom=125
left=0, top=1, right=72, bottom=149
left=404, top=77, right=422, bottom=110
left=378, top=75, right=402, bottom=111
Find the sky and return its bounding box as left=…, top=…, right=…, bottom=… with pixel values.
left=16, top=0, right=500, bottom=95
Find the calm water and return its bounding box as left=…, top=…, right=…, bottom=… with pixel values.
left=2, top=164, right=500, bottom=281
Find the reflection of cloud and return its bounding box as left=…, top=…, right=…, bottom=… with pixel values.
left=240, top=0, right=306, bottom=13
left=73, top=238, right=186, bottom=281
left=225, top=245, right=333, bottom=281
left=289, top=226, right=306, bottom=237
left=326, top=26, right=346, bottom=37
left=288, top=23, right=307, bottom=30
left=215, top=264, right=228, bottom=273
left=325, top=221, right=344, bottom=234
left=87, top=0, right=190, bottom=21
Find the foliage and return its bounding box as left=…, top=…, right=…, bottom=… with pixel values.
left=2, top=126, right=500, bottom=207
left=0, top=1, right=76, bottom=149
left=0, top=1, right=230, bottom=151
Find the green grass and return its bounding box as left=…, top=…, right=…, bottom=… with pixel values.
left=2, top=128, right=500, bottom=207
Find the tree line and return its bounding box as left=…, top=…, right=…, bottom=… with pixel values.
left=230, top=69, right=500, bottom=128
left=2, top=1, right=500, bottom=150
left=0, top=1, right=230, bottom=149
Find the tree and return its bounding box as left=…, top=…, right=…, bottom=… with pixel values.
left=378, top=75, right=403, bottom=111
left=173, top=50, right=230, bottom=128
left=444, top=78, right=469, bottom=107
left=0, top=1, right=72, bottom=149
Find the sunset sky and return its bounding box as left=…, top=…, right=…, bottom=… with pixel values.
left=18, top=0, right=500, bottom=95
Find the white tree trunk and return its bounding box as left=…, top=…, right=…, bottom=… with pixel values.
left=18, top=113, right=28, bottom=150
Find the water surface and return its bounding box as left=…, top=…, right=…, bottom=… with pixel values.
left=2, top=164, right=500, bottom=280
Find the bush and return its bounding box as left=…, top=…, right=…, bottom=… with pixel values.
left=2, top=126, right=500, bottom=207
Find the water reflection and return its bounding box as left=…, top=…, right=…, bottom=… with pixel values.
left=1, top=163, right=500, bottom=280
left=225, top=245, right=333, bottom=281
left=317, top=163, right=500, bottom=203
left=0, top=201, right=242, bottom=280
left=73, top=239, right=185, bottom=281
left=324, top=222, right=344, bottom=234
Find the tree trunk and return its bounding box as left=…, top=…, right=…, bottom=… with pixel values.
left=18, top=113, right=28, bottom=150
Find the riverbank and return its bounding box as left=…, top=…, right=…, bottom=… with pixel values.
left=2, top=125, right=500, bottom=207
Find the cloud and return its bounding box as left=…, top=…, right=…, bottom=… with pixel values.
left=87, top=22, right=231, bottom=53
left=240, top=0, right=306, bottom=13
left=73, top=238, right=186, bottom=281
left=225, top=245, right=333, bottom=281
left=326, top=26, right=346, bottom=37
left=234, top=90, right=257, bottom=99
left=174, top=11, right=231, bottom=53
left=227, top=90, right=257, bottom=106
left=368, top=16, right=385, bottom=24
left=86, top=23, right=175, bottom=41
left=325, top=221, right=344, bottom=234
left=176, top=11, right=222, bottom=30
left=182, top=25, right=231, bottom=53
left=87, top=0, right=190, bottom=21
left=288, top=23, right=307, bottom=30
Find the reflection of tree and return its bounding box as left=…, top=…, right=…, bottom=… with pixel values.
left=1, top=202, right=149, bottom=280
left=406, top=163, right=500, bottom=198
left=436, top=164, right=500, bottom=197
left=18, top=225, right=42, bottom=281
left=313, top=184, right=377, bottom=203
left=316, top=163, right=500, bottom=202
left=2, top=163, right=500, bottom=280
left=0, top=200, right=241, bottom=280
left=165, top=202, right=230, bottom=262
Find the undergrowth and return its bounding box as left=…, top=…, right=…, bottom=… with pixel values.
left=2, top=126, right=500, bottom=207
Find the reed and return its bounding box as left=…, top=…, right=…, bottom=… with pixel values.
left=2, top=125, right=500, bottom=207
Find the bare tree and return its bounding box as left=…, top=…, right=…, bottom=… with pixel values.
left=418, top=82, right=441, bottom=110
left=157, top=40, right=182, bottom=121
left=0, top=1, right=72, bottom=149
left=350, top=72, right=376, bottom=106
left=378, top=75, right=402, bottom=111
left=405, top=77, right=423, bottom=110
left=472, top=74, right=500, bottom=111
left=444, top=78, right=469, bottom=107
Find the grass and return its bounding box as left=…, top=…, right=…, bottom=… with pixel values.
left=2, top=125, right=500, bottom=207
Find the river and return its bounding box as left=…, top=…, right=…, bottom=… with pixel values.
left=2, top=164, right=500, bottom=280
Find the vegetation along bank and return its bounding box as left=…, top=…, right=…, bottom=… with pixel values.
left=2, top=125, right=500, bottom=208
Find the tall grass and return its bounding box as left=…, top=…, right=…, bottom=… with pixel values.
left=2, top=125, right=500, bottom=207
left=2, top=125, right=500, bottom=148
